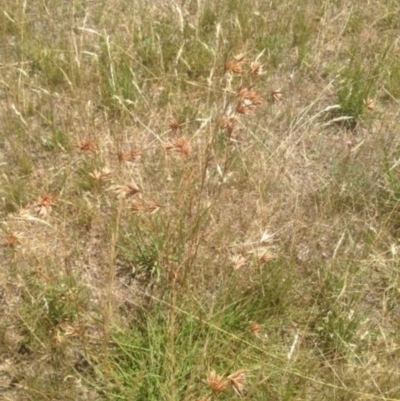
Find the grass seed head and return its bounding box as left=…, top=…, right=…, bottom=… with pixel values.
left=220, top=115, right=238, bottom=129
left=236, top=101, right=255, bottom=115
left=118, top=148, right=143, bottom=162
left=231, top=254, right=246, bottom=270
left=258, top=249, right=277, bottom=263
left=78, top=139, right=96, bottom=152
left=3, top=232, right=22, bottom=247
left=220, top=115, right=238, bottom=136
left=238, top=87, right=263, bottom=105
left=35, top=193, right=58, bottom=216
left=168, top=117, right=180, bottom=131
left=260, top=229, right=275, bottom=244
left=130, top=148, right=143, bottom=160
left=207, top=370, right=228, bottom=394
left=143, top=200, right=161, bottom=214
left=130, top=199, right=145, bottom=213
left=118, top=151, right=130, bottom=162
left=249, top=322, right=261, bottom=336
left=237, top=87, right=251, bottom=99
left=109, top=184, right=140, bottom=198
left=89, top=167, right=111, bottom=181
left=228, top=369, right=247, bottom=396
left=250, top=61, right=263, bottom=75
left=130, top=199, right=161, bottom=214
left=166, top=137, right=192, bottom=157
left=226, top=59, right=244, bottom=74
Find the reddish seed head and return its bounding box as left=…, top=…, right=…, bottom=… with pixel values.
left=207, top=370, right=228, bottom=394
left=78, top=139, right=96, bottom=152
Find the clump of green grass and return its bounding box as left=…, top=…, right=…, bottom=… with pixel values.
left=310, top=270, right=363, bottom=357
left=93, top=269, right=304, bottom=401
left=117, top=221, right=164, bottom=283
left=333, top=62, right=374, bottom=129
left=385, top=62, right=400, bottom=99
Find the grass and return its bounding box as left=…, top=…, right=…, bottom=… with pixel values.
left=1, top=0, right=400, bottom=400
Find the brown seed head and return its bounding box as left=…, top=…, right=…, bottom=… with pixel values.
left=118, top=151, right=130, bottom=162
left=250, top=61, right=263, bottom=75
left=78, top=139, right=96, bottom=152
left=207, top=370, right=228, bottom=394
left=236, top=101, right=255, bottom=115
left=119, top=148, right=143, bottom=162
left=130, top=199, right=161, bottom=214
left=4, top=232, right=22, bottom=247
left=231, top=254, right=246, bottom=270
left=168, top=117, right=180, bottom=131
left=40, top=193, right=57, bottom=207
left=144, top=200, right=161, bottom=214
left=228, top=369, right=247, bottom=396
left=36, top=193, right=58, bottom=216
left=109, top=184, right=140, bottom=198
left=220, top=115, right=238, bottom=128
left=237, top=87, right=251, bottom=99
left=220, top=115, right=238, bottom=136
left=256, top=247, right=277, bottom=264
left=130, top=199, right=145, bottom=213
left=238, top=87, right=263, bottom=106
left=89, top=168, right=111, bottom=181
left=130, top=148, right=143, bottom=160
left=225, top=60, right=243, bottom=74
left=249, top=322, right=261, bottom=336
left=166, top=137, right=192, bottom=157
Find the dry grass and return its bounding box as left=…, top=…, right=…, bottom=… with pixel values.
left=1, top=0, right=400, bottom=400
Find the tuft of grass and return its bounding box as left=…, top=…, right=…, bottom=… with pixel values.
left=333, top=61, right=374, bottom=128
left=310, top=269, right=363, bottom=358
left=117, top=222, right=164, bottom=284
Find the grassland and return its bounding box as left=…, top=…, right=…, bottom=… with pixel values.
left=1, top=0, right=400, bottom=400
